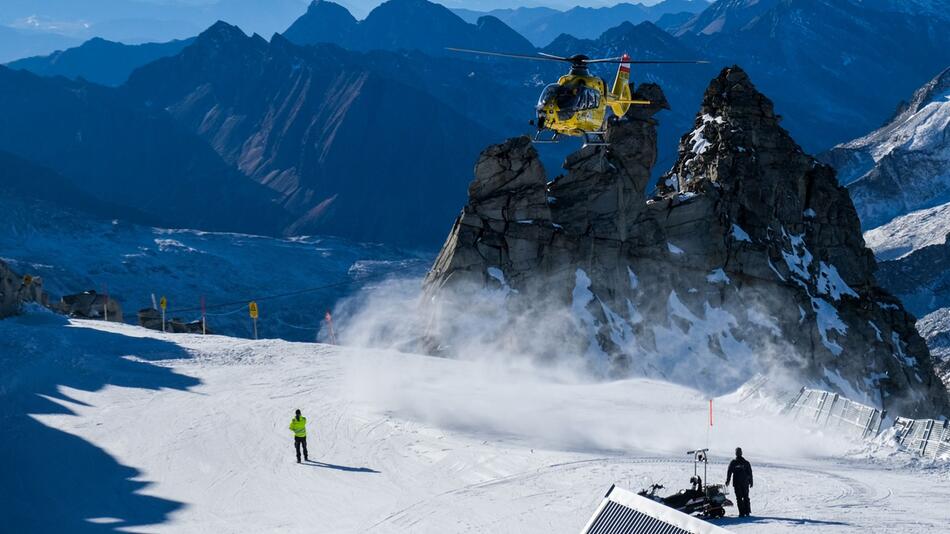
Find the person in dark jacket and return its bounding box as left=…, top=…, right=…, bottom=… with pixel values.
left=726, top=447, right=753, bottom=517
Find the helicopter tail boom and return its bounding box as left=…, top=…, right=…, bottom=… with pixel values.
left=610, top=53, right=632, bottom=99
left=608, top=53, right=635, bottom=117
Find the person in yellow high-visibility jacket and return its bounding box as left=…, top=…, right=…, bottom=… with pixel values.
left=289, top=409, right=309, bottom=463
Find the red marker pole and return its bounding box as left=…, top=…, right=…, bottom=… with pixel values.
left=201, top=295, right=206, bottom=335
left=709, top=399, right=714, bottom=427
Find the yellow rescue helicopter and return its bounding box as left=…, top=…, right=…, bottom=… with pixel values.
left=448, top=48, right=707, bottom=146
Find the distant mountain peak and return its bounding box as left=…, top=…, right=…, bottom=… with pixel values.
left=821, top=66, right=950, bottom=230
left=303, top=0, right=357, bottom=21
left=195, top=20, right=250, bottom=46
left=366, top=0, right=469, bottom=24
left=190, top=20, right=269, bottom=59
left=893, top=66, right=950, bottom=121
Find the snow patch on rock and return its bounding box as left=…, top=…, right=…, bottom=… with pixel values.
left=572, top=268, right=609, bottom=365
left=706, top=268, right=731, bottom=284
left=817, top=262, right=859, bottom=300
left=812, top=297, right=847, bottom=356
left=731, top=224, right=752, bottom=242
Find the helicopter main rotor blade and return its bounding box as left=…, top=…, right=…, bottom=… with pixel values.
left=445, top=48, right=571, bottom=63
left=584, top=58, right=711, bottom=64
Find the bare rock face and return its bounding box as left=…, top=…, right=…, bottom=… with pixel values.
left=0, top=260, right=48, bottom=318
left=423, top=69, right=949, bottom=417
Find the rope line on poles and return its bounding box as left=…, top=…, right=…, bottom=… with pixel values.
left=271, top=316, right=321, bottom=331
left=164, top=261, right=424, bottom=315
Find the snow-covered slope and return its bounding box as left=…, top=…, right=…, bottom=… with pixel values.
left=2, top=312, right=948, bottom=533
left=0, top=197, right=424, bottom=341
left=864, top=202, right=950, bottom=261
left=823, top=67, right=950, bottom=230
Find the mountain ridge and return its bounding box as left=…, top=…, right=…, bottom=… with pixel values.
left=123, top=22, right=498, bottom=245
left=0, top=64, right=288, bottom=235
left=6, top=36, right=194, bottom=86
left=283, top=0, right=534, bottom=55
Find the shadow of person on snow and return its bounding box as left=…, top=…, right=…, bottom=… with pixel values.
left=718, top=515, right=850, bottom=527
left=0, top=312, right=201, bottom=533
left=302, top=460, right=380, bottom=474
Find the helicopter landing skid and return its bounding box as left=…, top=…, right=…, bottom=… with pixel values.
left=532, top=130, right=560, bottom=144
left=582, top=131, right=608, bottom=148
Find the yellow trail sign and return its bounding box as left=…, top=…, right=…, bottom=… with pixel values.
left=249, top=301, right=259, bottom=319
left=160, top=296, right=167, bottom=310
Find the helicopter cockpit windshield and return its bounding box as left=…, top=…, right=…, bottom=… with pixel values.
left=537, top=84, right=560, bottom=110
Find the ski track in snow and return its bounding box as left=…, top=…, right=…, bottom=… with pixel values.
left=3, top=317, right=949, bottom=533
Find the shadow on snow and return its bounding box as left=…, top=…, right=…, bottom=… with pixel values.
left=717, top=515, right=851, bottom=527
left=301, top=459, right=380, bottom=474
left=0, top=311, right=200, bottom=533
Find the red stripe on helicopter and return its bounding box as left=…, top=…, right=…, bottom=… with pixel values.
left=620, top=53, right=631, bottom=72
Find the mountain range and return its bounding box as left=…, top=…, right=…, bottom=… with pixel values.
left=0, top=65, right=288, bottom=234
left=827, top=67, right=950, bottom=322
left=0, top=24, right=81, bottom=63
left=453, top=0, right=708, bottom=46
left=122, top=22, right=496, bottom=245
left=6, top=37, right=194, bottom=86
left=822, top=67, right=950, bottom=231
left=821, top=67, right=950, bottom=380
left=675, top=0, right=950, bottom=153
left=2, top=0, right=949, bottom=248
left=0, top=0, right=311, bottom=61
left=284, top=0, right=535, bottom=55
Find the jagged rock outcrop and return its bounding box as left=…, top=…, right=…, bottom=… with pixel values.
left=424, top=68, right=949, bottom=417
left=0, top=260, right=48, bottom=318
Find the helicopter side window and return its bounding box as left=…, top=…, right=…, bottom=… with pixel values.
left=556, top=83, right=600, bottom=112
left=571, top=86, right=601, bottom=111
left=538, top=82, right=601, bottom=118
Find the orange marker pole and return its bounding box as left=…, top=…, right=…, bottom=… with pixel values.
left=325, top=310, right=337, bottom=345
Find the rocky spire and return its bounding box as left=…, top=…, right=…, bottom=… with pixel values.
left=423, top=69, right=949, bottom=417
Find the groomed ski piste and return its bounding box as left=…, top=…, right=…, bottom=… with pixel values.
left=2, top=308, right=949, bottom=533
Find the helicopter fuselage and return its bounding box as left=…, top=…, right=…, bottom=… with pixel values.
left=535, top=74, right=611, bottom=136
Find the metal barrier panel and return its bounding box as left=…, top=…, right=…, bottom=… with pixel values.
left=785, top=388, right=883, bottom=441
left=788, top=389, right=948, bottom=460
left=896, top=418, right=950, bottom=460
